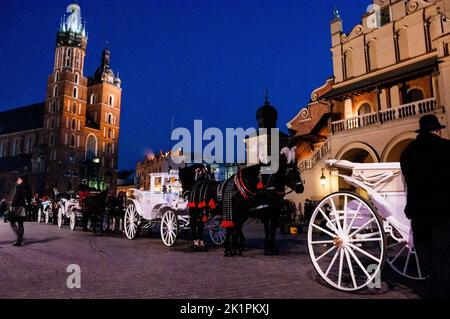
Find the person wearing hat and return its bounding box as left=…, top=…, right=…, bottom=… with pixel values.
left=9, top=176, right=32, bottom=246
left=400, top=114, right=450, bottom=298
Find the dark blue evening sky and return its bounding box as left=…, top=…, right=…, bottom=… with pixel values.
left=0, top=0, right=369, bottom=170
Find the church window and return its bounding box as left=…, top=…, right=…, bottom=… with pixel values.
left=53, top=85, right=58, bottom=97
left=49, top=133, right=55, bottom=147
left=107, top=113, right=113, bottom=125
left=89, top=94, right=96, bottom=105
left=70, top=134, right=76, bottom=148
left=71, top=119, right=76, bottom=130
left=74, top=73, right=79, bottom=84
left=109, top=95, right=114, bottom=106
left=73, top=87, right=78, bottom=98
left=86, top=135, right=97, bottom=160
left=72, top=102, right=77, bottom=114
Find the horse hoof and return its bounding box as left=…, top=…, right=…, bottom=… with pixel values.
left=236, top=249, right=243, bottom=256
left=191, top=245, right=199, bottom=252
left=224, top=250, right=233, bottom=257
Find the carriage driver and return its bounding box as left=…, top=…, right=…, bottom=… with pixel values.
left=400, top=114, right=450, bottom=299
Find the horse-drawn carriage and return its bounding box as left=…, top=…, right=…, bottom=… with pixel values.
left=37, top=198, right=52, bottom=224
left=124, top=171, right=225, bottom=247
left=307, top=160, right=424, bottom=291
left=54, top=192, right=83, bottom=230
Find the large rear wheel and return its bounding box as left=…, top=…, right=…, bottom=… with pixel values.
left=207, top=216, right=225, bottom=245
left=307, top=191, right=386, bottom=291
left=161, top=210, right=179, bottom=247
left=124, top=203, right=140, bottom=240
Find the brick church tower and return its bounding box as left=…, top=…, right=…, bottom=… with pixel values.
left=42, top=3, right=122, bottom=193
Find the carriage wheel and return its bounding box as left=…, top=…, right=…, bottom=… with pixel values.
left=44, top=208, right=50, bottom=224
left=102, top=214, right=110, bottom=232
left=387, top=240, right=426, bottom=280
left=307, top=191, right=386, bottom=291
left=69, top=211, right=76, bottom=231
left=207, top=217, right=225, bottom=245
left=37, top=208, right=42, bottom=224
left=57, top=207, right=64, bottom=228
left=161, top=210, right=179, bottom=247
left=124, top=203, right=140, bottom=240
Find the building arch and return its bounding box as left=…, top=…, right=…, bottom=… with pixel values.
left=85, top=134, right=98, bottom=160
left=381, top=132, right=416, bottom=162
left=89, top=94, right=96, bottom=105
left=367, top=40, right=377, bottom=71
left=397, top=27, right=409, bottom=61
left=357, top=102, right=373, bottom=116
left=335, top=142, right=379, bottom=163
left=405, top=88, right=424, bottom=103
left=73, top=87, right=78, bottom=98
left=344, top=49, right=354, bottom=79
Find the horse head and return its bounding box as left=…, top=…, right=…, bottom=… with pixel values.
left=278, top=146, right=304, bottom=194
left=178, top=163, right=209, bottom=194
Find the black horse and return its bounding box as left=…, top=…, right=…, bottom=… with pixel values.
left=179, top=146, right=304, bottom=256
left=179, top=163, right=219, bottom=251
left=82, top=190, right=108, bottom=233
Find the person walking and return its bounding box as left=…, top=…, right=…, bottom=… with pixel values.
left=400, top=114, right=450, bottom=298
left=9, top=176, right=32, bottom=246
left=1, top=198, right=8, bottom=223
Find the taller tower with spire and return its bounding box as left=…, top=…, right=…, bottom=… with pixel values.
left=40, top=3, right=121, bottom=193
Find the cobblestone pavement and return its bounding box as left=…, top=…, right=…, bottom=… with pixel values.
left=0, top=221, right=422, bottom=299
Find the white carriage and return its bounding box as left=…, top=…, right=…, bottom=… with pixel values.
left=124, top=171, right=225, bottom=247
left=37, top=199, right=52, bottom=224
left=55, top=194, right=83, bottom=231
left=307, top=160, right=424, bottom=292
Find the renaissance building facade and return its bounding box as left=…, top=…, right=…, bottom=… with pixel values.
left=0, top=4, right=122, bottom=201
left=287, top=0, right=450, bottom=204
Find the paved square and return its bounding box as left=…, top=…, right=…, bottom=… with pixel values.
left=0, top=221, right=422, bottom=298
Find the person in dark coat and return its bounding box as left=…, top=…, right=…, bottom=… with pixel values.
left=9, top=176, right=32, bottom=246
left=1, top=199, right=8, bottom=223
left=400, top=114, right=450, bottom=298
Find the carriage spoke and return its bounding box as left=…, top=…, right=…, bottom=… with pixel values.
left=390, top=244, right=407, bottom=264
left=318, top=208, right=339, bottom=234
left=324, top=247, right=340, bottom=277
left=316, top=245, right=336, bottom=262
left=344, top=247, right=357, bottom=289
left=343, top=195, right=348, bottom=233
left=348, top=217, right=376, bottom=238
left=328, top=198, right=342, bottom=233
left=345, top=202, right=362, bottom=234
left=345, top=246, right=372, bottom=279
left=347, top=243, right=381, bottom=263
left=348, top=238, right=383, bottom=243
left=403, top=247, right=412, bottom=274
left=310, top=240, right=335, bottom=245
left=311, top=223, right=338, bottom=239
left=337, top=248, right=344, bottom=287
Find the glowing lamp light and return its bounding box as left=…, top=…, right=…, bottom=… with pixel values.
left=320, top=169, right=326, bottom=188
left=92, top=158, right=100, bottom=164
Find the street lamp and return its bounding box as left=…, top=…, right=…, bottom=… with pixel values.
left=320, top=168, right=326, bottom=188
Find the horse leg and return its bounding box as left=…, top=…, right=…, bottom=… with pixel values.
left=224, top=228, right=234, bottom=257
left=270, top=215, right=279, bottom=255
left=263, top=217, right=271, bottom=255
left=198, top=219, right=207, bottom=252
left=238, top=225, right=246, bottom=254
left=190, top=209, right=200, bottom=251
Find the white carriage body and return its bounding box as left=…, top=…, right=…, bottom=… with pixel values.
left=128, top=170, right=187, bottom=221
left=326, top=160, right=412, bottom=245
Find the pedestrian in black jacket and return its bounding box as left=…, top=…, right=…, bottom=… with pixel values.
left=9, top=176, right=32, bottom=246
left=0, top=199, right=8, bottom=223
left=400, top=114, right=450, bottom=298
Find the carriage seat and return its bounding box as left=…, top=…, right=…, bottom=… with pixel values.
left=326, top=160, right=405, bottom=192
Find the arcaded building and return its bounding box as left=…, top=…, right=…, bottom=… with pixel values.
left=287, top=0, right=450, bottom=204
left=0, top=4, right=122, bottom=201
